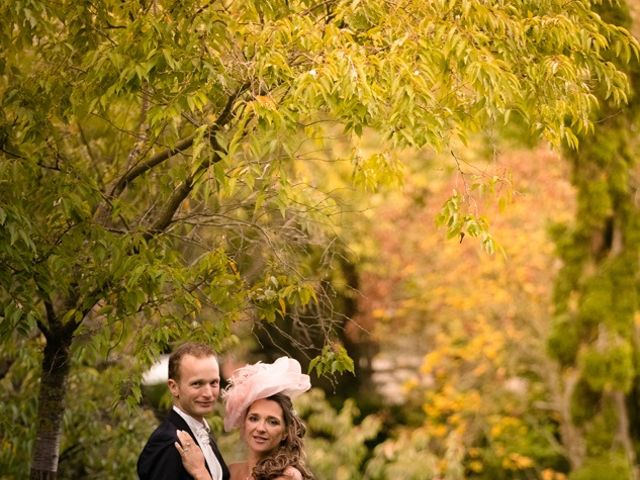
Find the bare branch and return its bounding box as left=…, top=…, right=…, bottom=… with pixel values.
left=0, top=355, right=15, bottom=381
left=124, top=91, right=151, bottom=172
left=108, top=85, right=246, bottom=201
left=37, top=288, right=56, bottom=341
left=141, top=86, right=248, bottom=237
left=146, top=174, right=196, bottom=236
left=0, top=147, right=26, bottom=160
left=109, top=131, right=196, bottom=200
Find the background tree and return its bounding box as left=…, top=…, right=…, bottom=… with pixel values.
left=350, top=141, right=575, bottom=479
left=547, top=2, right=640, bottom=479
left=0, top=1, right=637, bottom=478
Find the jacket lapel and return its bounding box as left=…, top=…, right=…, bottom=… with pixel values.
left=167, top=410, right=215, bottom=478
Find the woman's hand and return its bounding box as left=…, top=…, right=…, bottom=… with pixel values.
left=275, top=466, right=303, bottom=480
left=175, top=429, right=212, bottom=480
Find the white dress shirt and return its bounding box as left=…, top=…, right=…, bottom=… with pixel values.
left=173, top=406, right=223, bottom=480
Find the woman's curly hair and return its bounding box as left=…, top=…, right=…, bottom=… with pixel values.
left=250, top=393, right=314, bottom=480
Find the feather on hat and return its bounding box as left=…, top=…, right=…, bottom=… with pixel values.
left=222, top=356, right=311, bottom=431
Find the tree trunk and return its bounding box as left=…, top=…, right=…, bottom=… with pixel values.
left=30, top=328, right=74, bottom=480
left=613, top=391, right=639, bottom=480
left=556, top=369, right=585, bottom=470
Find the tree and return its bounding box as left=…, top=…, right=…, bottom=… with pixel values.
left=547, top=2, right=640, bottom=478
left=349, top=139, right=576, bottom=479
left=0, top=1, right=636, bottom=478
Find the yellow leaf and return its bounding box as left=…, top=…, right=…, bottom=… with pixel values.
left=255, top=95, right=277, bottom=110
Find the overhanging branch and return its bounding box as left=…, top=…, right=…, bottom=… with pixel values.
left=140, top=85, right=248, bottom=238
left=108, top=85, right=246, bottom=200
left=146, top=147, right=223, bottom=237
left=69, top=86, right=248, bottom=319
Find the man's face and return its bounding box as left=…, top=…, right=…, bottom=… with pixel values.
left=168, top=354, right=220, bottom=422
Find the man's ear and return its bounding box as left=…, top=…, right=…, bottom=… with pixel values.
left=168, top=378, right=179, bottom=398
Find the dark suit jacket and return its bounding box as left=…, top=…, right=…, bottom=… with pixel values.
left=137, top=409, right=230, bottom=480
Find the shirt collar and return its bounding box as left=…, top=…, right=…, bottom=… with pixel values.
left=173, top=406, right=210, bottom=436
left=172, top=406, right=223, bottom=480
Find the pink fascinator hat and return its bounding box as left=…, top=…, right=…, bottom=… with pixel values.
left=222, top=356, right=311, bottom=431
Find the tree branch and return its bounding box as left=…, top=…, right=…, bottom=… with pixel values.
left=38, top=292, right=56, bottom=341
left=37, top=319, right=52, bottom=341
left=109, top=132, right=196, bottom=200
left=146, top=149, right=221, bottom=237
left=140, top=86, right=247, bottom=237
left=0, top=355, right=15, bottom=381
left=108, top=85, right=246, bottom=201
left=0, top=146, right=26, bottom=160
left=69, top=87, right=248, bottom=323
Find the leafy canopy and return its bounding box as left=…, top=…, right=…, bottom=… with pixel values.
left=1, top=0, right=637, bottom=404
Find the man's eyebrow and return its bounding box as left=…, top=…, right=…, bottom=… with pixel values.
left=189, top=377, right=218, bottom=383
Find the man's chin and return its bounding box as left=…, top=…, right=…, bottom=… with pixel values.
left=196, top=405, right=214, bottom=414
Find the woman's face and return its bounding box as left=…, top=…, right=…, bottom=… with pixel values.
left=243, top=398, right=287, bottom=457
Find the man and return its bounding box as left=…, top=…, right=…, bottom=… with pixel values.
left=138, top=342, right=230, bottom=480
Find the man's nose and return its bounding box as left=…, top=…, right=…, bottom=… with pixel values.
left=202, top=384, right=215, bottom=397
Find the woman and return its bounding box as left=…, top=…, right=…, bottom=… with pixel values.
left=176, top=357, right=314, bottom=480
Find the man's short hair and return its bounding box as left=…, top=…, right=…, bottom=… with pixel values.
left=168, top=342, right=217, bottom=381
